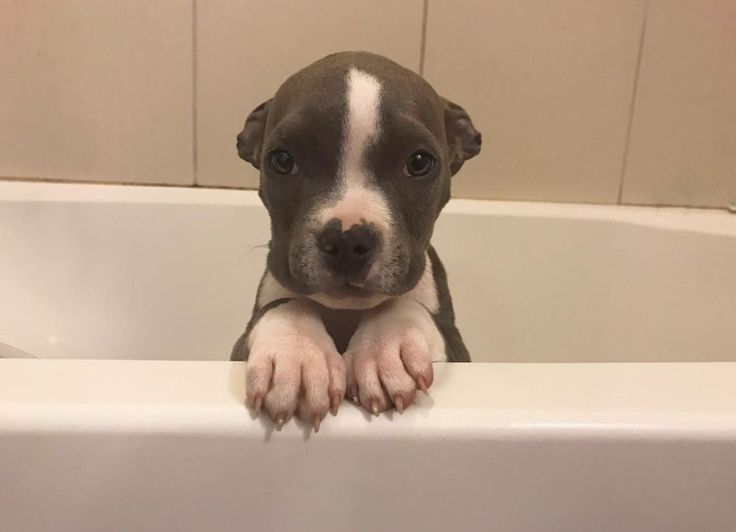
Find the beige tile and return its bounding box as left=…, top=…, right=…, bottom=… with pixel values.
left=622, top=0, right=736, bottom=208
left=424, top=0, right=646, bottom=203
left=0, top=1, right=193, bottom=185
left=196, top=0, right=424, bottom=188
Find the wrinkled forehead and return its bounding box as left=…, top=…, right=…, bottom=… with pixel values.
left=263, top=59, right=446, bottom=145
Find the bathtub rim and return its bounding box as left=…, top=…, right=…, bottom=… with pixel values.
left=2, top=359, right=735, bottom=441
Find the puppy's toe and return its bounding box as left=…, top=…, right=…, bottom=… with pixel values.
left=325, top=350, right=347, bottom=416
left=376, top=347, right=417, bottom=413
left=245, top=355, right=273, bottom=415
left=296, top=354, right=331, bottom=430
left=353, top=355, right=391, bottom=415
left=262, top=357, right=302, bottom=428
left=400, top=329, right=435, bottom=391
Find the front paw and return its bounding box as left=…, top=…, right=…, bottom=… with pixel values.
left=344, top=302, right=440, bottom=415
left=245, top=312, right=346, bottom=431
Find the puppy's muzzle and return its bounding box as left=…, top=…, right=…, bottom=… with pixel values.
left=317, top=221, right=378, bottom=284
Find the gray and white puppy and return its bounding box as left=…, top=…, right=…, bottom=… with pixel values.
left=231, top=52, right=480, bottom=431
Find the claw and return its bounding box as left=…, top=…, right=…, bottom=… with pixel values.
left=313, top=416, right=322, bottom=433
left=330, top=393, right=341, bottom=416
left=394, top=396, right=404, bottom=414
left=275, top=416, right=286, bottom=431
left=417, top=376, right=429, bottom=395
left=370, top=399, right=380, bottom=416
left=253, top=396, right=263, bottom=416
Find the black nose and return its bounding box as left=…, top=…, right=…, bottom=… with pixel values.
left=317, top=223, right=378, bottom=276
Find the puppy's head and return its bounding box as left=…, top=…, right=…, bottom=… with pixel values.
left=237, top=52, right=481, bottom=309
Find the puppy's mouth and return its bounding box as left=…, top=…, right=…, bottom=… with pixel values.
left=306, top=278, right=392, bottom=310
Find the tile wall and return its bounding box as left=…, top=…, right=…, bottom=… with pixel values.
left=1, top=1, right=734, bottom=207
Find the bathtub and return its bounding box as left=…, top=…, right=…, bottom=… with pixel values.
left=1, top=181, right=735, bottom=532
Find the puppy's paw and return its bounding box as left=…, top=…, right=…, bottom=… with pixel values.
left=245, top=303, right=345, bottom=431
left=344, top=301, right=443, bottom=415
left=247, top=339, right=346, bottom=430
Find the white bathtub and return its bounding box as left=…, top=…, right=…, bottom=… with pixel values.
left=1, top=181, right=735, bottom=532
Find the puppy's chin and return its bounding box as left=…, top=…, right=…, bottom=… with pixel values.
left=306, top=289, right=391, bottom=310
left=272, top=265, right=391, bottom=309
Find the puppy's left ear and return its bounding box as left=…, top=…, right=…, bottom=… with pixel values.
left=443, top=99, right=481, bottom=176
left=236, top=99, right=271, bottom=169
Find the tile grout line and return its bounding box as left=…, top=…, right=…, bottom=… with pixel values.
left=618, top=0, right=650, bottom=204
left=418, top=0, right=429, bottom=76
left=191, top=0, right=199, bottom=186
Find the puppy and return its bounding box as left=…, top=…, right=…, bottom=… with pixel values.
left=231, top=51, right=481, bottom=431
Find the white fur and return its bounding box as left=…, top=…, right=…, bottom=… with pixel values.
left=405, top=253, right=440, bottom=314
left=344, top=294, right=447, bottom=413
left=257, top=271, right=296, bottom=306
left=359, top=296, right=446, bottom=363
left=340, top=68, right=381, bottom=190
left=317, top=185, right=391, bottom=234
left=246, top=299, right=345, bottom=425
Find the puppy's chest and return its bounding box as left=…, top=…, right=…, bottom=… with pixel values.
left=317, top=307, right=367, bottom=353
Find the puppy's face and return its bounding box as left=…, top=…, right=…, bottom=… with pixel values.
left=237, top=52, right=480, bottom=309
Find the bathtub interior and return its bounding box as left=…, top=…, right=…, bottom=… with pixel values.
left=1, top=182, right=735, bottom=363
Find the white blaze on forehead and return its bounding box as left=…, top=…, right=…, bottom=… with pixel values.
left=318, top=67, right=392, bottom=233
left=340, top=68, right=381, bottom=187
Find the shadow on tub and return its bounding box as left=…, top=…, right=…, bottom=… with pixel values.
left=0, top=342, right=35, bottom=358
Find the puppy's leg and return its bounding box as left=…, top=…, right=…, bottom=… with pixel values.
left=232, top=272, right=346, bottom=430
left=245, top=300, right=346, bottom=429
left=345, top=297, right=445, bottom=415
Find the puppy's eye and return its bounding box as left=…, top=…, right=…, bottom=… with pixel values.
left=404, top=151, right=435, bottom=177
left=268, top=150, right=297, bottom=175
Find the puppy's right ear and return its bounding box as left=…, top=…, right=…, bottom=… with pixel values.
left=236, top=99, right=271, bottom=168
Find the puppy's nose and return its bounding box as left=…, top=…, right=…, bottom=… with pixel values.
left=317, top=223, right=377, bottom=276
